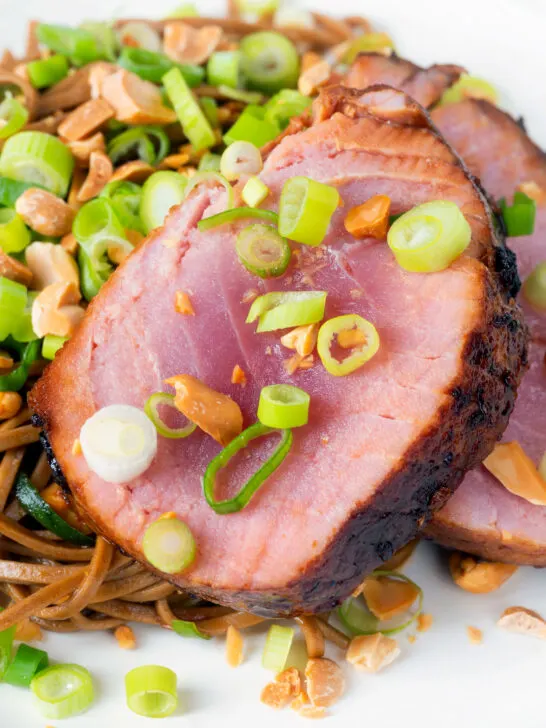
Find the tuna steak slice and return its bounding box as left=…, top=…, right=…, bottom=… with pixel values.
left=427, top=100, right=546, bottom=564
left=30, top=87, right=526, bottom=616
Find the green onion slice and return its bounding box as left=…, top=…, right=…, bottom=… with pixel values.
left=500, top=191, right=536, bottom=237
left=198, top=207, right=277, bottom=232
left=264, top=89, right=312, bottom=130
left=100, top=180, right=144, bottom=233
left=0, top=619, right=15, bottom=680
left=258, top=384, right=310, bottom=428
left=317, top=314, right=380, bottom=377
left=439, top=74, right=498, bottom=107
left=42, top=334, right=68, bottom=360
left=0, top=97, right=29, bottom=140
left=73, top=197, right=130, bottom=252
left=236, top=223, right=290, bottom=278
left=118, top=46, right=204, bottom=86
left=142, top=516, right=196, bottom=574
left=0, top=131, right=74, bottom=197
left=0, top=338, right=40, bottom=392
left=107, top=126, right=170, bottom=166
left=3, top=643, right=49, bottom=687
left=36, top=24, right=103, bottom=66
left=207, top=51, right=241, bottom=89
left=125, top=665, right=178, bottom=719
left=220, top=140, right=262, bottom=182
left=344, top=32, right=396, bottom=63
left=79, top=21, right=119, bottom=62
left=16, top=473, right=94, bottom=546
left=0, top=276, right=27, bottom=341
left=27, top=55, right=69, bottom=89
left=140, top=171, right=188, bottom=233
left=0, top=208, right=30, bottom=254
left=11, top=290, right=38, bottom=345
left=242, top=176, right=269, bottom=208
left=78, top=246, right=108, bottom=302
left=387, top=200, right=472, bottom=272
left=523, top=261, right=546, bottom=311
left=0, top=177, right=43, bottom=207
left=203, top=423, right=292, bottom=515
left=262, top=625, right=294, bottom=674
left=223, top=105, right=279, bottom=147
left=31, top=664, right=95, bottom=719
left=198, top=152, right=221, bottom=172
left=246, top=290, right=327, bottom=333
left=200, top=97, right=219, bottom=128
left=163, top=67, right=216, bottom=152
left=184, top=171, right=234, bottom=211
left=240, top=31, right=300, bottom=94
left=279, top=176, right=340, bottom=247
left=218, top=85, right=263, bottom=105
left=172, top=619, right=211, bottom=640
left=144, top=392, right=197, bottom=439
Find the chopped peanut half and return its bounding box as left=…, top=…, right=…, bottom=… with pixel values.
left=67, top=166, right=86, bottom=211
left=174, top=291, right=195, bottom=315
left=497, top=606, right=546, bottom=639
left=346, top=633, right=401, bottom=673
left=115, top=625, right=137, bottom=650
left=111, top=160, right=155, bottom=184
left=107, top=241, right=131, bottom=266
left=61, top=233, right=78, bottom=256
left=25, top=242, right=80, bottom=291
left=261, top=667, right=301, bottom=709
left=100, top=69, right=177, bottom=125
left=417, top=613, right=434, bottom=633
left=337, top=328, right=367, bottom=350
left=281, top=324, right=319, bottom=358
left=226, top=625, right=244, bottom=667
left=467, top=626, right=483, bottom=645
left=517, top=181, right=546, bottom=204
left=0, top=249, right=33, bottom=286
left=484, top=441, right=546, bottom=505
left=158, top=153, right=191, bottom=170
left=166, top=374, right=243, bottom=446
left=77, top=151, right=113, bottom=202
left=67, top=132, right=106, bottom=165
left=125, top=229, right=144, bottom=248
left=31, top=281, right=84, bottom=338
left=88, top=62, right=118, bottom=99
left=360, top=575, right=420, bottom=621
left=284, top=353, right=314, bottom=374
left=0, top=351, right=13, bottom=369
left=0, top=391, right=22, bottom=420
left=57, top=98, right=115, bottom=142
left=291, top=689, right=327, bottom=719
left=16, top=189, right=75, bottom=238
left=231, top=364, right=247, bottom=386
left=381, top=539, right=419, bottom=571
left=449, top=552, right=518, bottom=594
left=163, top=22, right=223, bottom=65
left=305, top=658, right=345, bottom=708
left=301, top=51, right=322, bottom=74
left=15, top=619, right=43, bottom=643
left=345, top=195, right=391, bottom=240
left=296, top=616, right=325, bottom=659
left=298, top=58, right=331, bottom=97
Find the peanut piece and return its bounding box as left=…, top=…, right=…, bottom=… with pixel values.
left=304, top=658, right=345, bottom=708
left=0, top=249, right=33, bottom=286
left=497, top=606, right=546, bottom=639
left=67, top=132, right=106, bottom=165
left=261, top=667, right=301, bottom=709
left=298, top=59, right=331, bottom=96
left=111, top=160, right=155, bottom=184
left=100, top=69, right=176, bottom=125
left=281, top=324, right=319, bottom=358
left=517, top=181, right=546, bottom=204
left=77, top=151, right=113, bottom=202
left=31, top=281, right=84, bottom=338
left=346, top=633, right=400, bottom=673
left=114, top=625, right=137, bottom=650
left=174, top=291, right=195, bottom=315
left=360, top=575, right=420, bottom=621
left=163, top=23, right=223, bottom=65
left=484, top=441, right=546, bottom=505
left=61, top=233, right=78, bottom=256
left=0, top=391, right=23, bottom=420
left=16, top=189, right=75, bottom=238
left=467, top=626, right=483, bottom=645
left=449, top=552, right=518, bottom=594
left=226, top=625, right=244, bottom=667
left=231, top=364, right=247, bottom=386
left=25, top=242, right=80, bottom=291
left=57, top=98, right=114, bottom=142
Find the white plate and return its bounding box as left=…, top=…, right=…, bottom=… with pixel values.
left=1, top=1, right=545, bottom=726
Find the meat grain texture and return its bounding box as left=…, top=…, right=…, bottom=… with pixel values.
left=31, top=87, right=527, bottom=615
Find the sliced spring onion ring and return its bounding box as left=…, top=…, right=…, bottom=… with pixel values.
left=207, top=51, right=241, bottom=89
left=118, top=21, right=162, bottom=52
left=0, top=208, right=30, bottom=254
left=258, top=384, right=310, bottom=428
left=318, top=314, right=380, bottom=377
left=0, top=276, right=27, bottom=340
left=141, top=171, right=188, bottom=233
left=42, top=334, right=68, bottom=360
left=500, top=191, right=536, bottom=237
left=172, top=619, right=210, bottom=640
left=264, top=88, right=312, bottom=130
left=79, top=21, right=119, bottom=62
left=100, top=180, right=144, bottom=233
left=236, top=223, right=290, bottom=278
left=198, top=207, right=277, bottom=232
left=439, top=74, right=498, bottom=107
left=387, top=200, right=472, bottom=272
left=198, top=152, right=221, bottom=172
left=223, top=105, right=279, bottom=147
left=142, top=516, right=196, bottom=574
left=523, top=261, right=546, bottom=310
left=200, top=97, right=219, bottom=128
left=3, top=643, right=49, bottom=687
left=31, top=664, right=95, bottom=719
left=246, top=290, right=327, bottom=333
left=220, top=140, right=263, bottom=182
left=78, top=246, right=108, bottom=302
left=240, top=31, right=300, bottom=94
left=118, top=46, right=204, bottom=86
left=0, top=177, right=42, bottom=206
left=0, top=338, right=40, bottom=392
left=0, top=620, right=15, bottom=680
left=262, top=625, right=294, bottom=673
left=345, top=32, right=395, bottom=63
left=217, top=85, right=263, bottom=105
left=107, top=126, right=170, bottom=166
left=11, top=290, right=38, bottom=344
left=15, top=473, right=94, bottom=546
left=242, top=177, right=269, bottom=208
left=125, top=665, right=178, bottom=718
left=36, top=23, right=103, bottom=66
left=74, top=197, right=128, bottom=246
left=163, top=67, right=216, bottom=152
left=0, top=131, right=74, bottom=197
left=27, top=54, right=69, bottom=89
left=184, top=171, right=234, bottom=211
left=203, top=423, right=293, bottom=514
left=0, top=97, right=29, bottom=140
left=278, top=176, right=340, bottom=247
left=144, top=392, right=197, bottom=439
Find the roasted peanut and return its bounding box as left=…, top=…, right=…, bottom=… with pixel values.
left=0, top=249, right=32, bottom=286
left=304, top=658, right=345, bottom=708
left=298, top=59, right=331, bottom=96
left=15, top=188, right=75, bottom=238
left=111, top=160, right=155, bottom=184
left=57, top=98, right=114, bottom=142
left=77, top=151, right=113, bottom=202
left=261, top=667, right=301, bottom=709
left=61, top=233, right=78, bottom=256
left=467, top=626, right=483, bottom=645
left=67, top=166, right=86, bottom=211
left=484, top=441, right=546, bottom=505
left=0, top=391, right=23, bottom=420
left=281, top=324, right=319, bottom=358
left=31, top=281, right=84, bottom=338
left=163, top=23, right=223, bottom=65
left=114, top=625, right=137, bottom=650
left=67, top=132, right=106, bottom=165
left=360, top=575, right=420, bottom=621
left=174, top=291, right=195, bottom=315
left=88, top=62, right=117, bottom=99
left=497, top=606, right=546, bottom=639
left=346, top=633, right=400, bottom=673
left=225, top=625, right=244, bottom=667
left=345, top=195, right=391, bottom=240
left=100, top=69, right=176, bottom=125
left=25, top=242, right=80, bottom=291
left=449, top=552, right=518, bottom=594
left=231, top=364, right=247, bottom=386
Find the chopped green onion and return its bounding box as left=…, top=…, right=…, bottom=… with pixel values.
left=184, top=171, right=234, bottom=210
left=264, top=89, right=312, bottom=130
left=273, top=5, right=313, bottom=27
left=236, top=223, right=290, bottom=278
left=10, top=290, right=38, bottom=344
left=523, top=261, right=546, bottom=310
left=0, top=276, right=27, bottom=340
left=0, top=210, right=30, bottom=254
left=36, top=24, right=103, bottom=66
left=74, top=197, right=127, bottom=245
left=31, top=664, right=94, bottom=719
left=0, top=339, right=40, bottom=392
left=107, top=126, right=170, bottom=166
left=118, top=21, right=162, bottom=52
left=0, top=177, right=42, bottom=206
left=500, top=192, right=536, bottom=237
left=439, top=74, right=498, bottom=107
left=79, top=21, right=119, bottom=62
left=224, top=105, right=279, bottom=147
left=172, top=620, right=210, bottom=640
left=247, top=290, right=327, bottom=333
left=242, top=177, right=269, bottom=208
left=0, top=131, right=74, bottom=197
left=125, top=665, right=178, bottom=719
left=168, top=3, right=198, bottom=17
left=163, top=67, right=216, bottom=152
left=200, top=97, right=218, bottom=128
left=142, top=516, right=196, bottom=574
left=78, top=247, right=106, bottom=302
left=198, top=152, right=221, bottom=172
left=203, top=423, right=292, bottom=514
left=42, top=334, right=68, bottom=360
left=387, top=200, right=472, bottom=272
left=279, top=176, right=339, bottom=247
left=220, top=140, right=262, bottom=182
left=198, top=207, right=277, bottom=232
left=238, top=0, right=280, bottom=14
left=3, top=644, right=49, bottom=687
left=217, top=85, right=263, bottom=105
left=258, top=384, right=310, bottom=428
left=207, top=51, right=241, bottom=89
left=240, top=31, right=300, bottom=94
left=0, top=97, right=29, bottom=140
left=262, top=625, right=294, bottom=674
left=141, top=171, right=188, bottom=233
left=27, top=55, right=69, bottom=89
left=144, top=392, right=197, bottom=439
left=0, top=620, right=15, bottom=680
left=118, top=46, right=204, bottom=86
left=100, top=180, right=144, bottom=233
left=16, top=473, right=94, bottom=546
left=345, top=32, right=396, bottom=63
left=317, top=314, right=380, bottom=377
